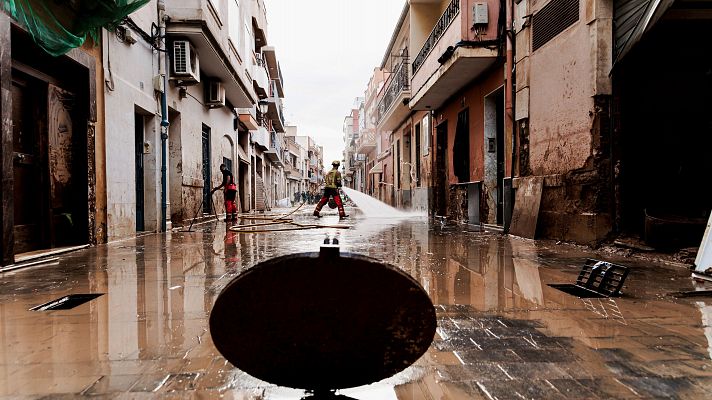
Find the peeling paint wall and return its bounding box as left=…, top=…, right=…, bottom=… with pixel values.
left=514, top=0, right=614, bottom=243
left=168, top=82, right=238, bottom=222
left=431, top=66, right=504, bottom=222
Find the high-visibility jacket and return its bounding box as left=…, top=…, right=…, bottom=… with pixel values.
left=324, top=169, right=342, bottom=189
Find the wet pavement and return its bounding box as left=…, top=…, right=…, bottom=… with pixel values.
left=1, top=208, right=712, bottom=399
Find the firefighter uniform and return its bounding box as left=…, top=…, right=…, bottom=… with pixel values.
left=314, top=163, right=346, bottom=218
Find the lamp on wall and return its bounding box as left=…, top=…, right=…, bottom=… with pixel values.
left=258, top=100, right=269, bottom=126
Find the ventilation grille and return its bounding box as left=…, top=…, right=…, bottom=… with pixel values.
left=532, top=0, right=579, bottom=51
left=174, top=41, right=188, bottom=73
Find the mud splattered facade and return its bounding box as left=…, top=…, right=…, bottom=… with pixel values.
left=0, top=14, right=102, bottom=266
left=347, top=0, right=710, bottom=247
left=0, top=0, right=328, bottom=267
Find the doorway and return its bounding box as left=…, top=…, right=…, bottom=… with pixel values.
left=453, top=109, right=470, bottom=183
left=12, top=70, right=87, bottom=254
left=414, top=123, right=421, bottom=186
left=11, top=74, right=46, bottom=253
left=614, top=20, right=711, bottom=246
left=202, top=124, right=211, bottom=214
left=402, top=128, right=412, bottom=207
left=239, top=161, right=249, bottom=212
left=484, top=88, right=505, bottom=225
left=435, top=122, right=448, bottom=216
left=135, top=114, right=145, bottom=232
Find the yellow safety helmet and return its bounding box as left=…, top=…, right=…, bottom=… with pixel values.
left=332, top=160, right=341, bottom=167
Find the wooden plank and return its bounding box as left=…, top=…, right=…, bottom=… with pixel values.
left=508, top=176, right=544, bottom=239
left=694, top=212, right=712, bottom=275
left=0, top=13, right=14, bottom=266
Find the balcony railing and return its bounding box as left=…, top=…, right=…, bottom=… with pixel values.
left=376, top=62, right=410, bottom=124
left=412, top=0, right=460, bottom=73
left=356, top=130, right=377, bottom=152
left=270, top=131, right=282, bottom=158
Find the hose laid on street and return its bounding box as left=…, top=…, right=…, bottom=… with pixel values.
left=229, top=220, right=349, bottom=234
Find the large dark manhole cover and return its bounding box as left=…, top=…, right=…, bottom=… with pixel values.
left=209, top=246, right=436, bottom=391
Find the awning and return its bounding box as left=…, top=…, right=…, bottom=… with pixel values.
left=613, top=0, right=676, bottom=67
left=369, top=161, right=383, bottom=175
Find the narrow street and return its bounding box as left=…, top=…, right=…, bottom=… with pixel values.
left=1, top=0, right=711, bottom=398
left=1, top=209, right=711, bottom=398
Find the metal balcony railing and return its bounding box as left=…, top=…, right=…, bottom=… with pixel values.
left=270, top=131, right=282, bottom=158
left=412, top=0, right=460, bottom=73
left=376, top=62, right=410, bottom=124
left=357, top=130, right=377, bottom=151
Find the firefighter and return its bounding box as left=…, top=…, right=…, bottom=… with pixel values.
left=314, top=160, right=347, bottom=219
left=213, top=164, right=238, bottom=222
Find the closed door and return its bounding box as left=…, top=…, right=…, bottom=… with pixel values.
left=202, top=125, right=211, bottom=213
left=135, top=114, right=145, bottom=231
left=12, top=77, right=46, bottom=253
left=435, top=122, right=448, bottom=216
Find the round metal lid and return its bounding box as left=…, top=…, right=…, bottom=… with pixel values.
left=209, top=247, right=436, bottom=390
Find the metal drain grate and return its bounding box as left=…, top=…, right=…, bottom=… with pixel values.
left=548, top=259, right=630, bottom=299
left=30, top=294, right=104, bottom=311
left=547, top=284, right=607, bottom=298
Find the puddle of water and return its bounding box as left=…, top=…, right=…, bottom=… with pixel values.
left=1, top=220, right=712, bottom=398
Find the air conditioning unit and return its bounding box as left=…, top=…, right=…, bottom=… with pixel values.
left=205, top=80, right=226, bottom=108
left=172, top=40, right=200, bottom=83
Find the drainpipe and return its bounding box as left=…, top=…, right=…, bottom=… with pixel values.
left=158, top=0, right=170, bottom=232
left=505, top=0, right=516, bottom=232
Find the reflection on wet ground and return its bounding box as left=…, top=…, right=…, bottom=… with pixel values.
left=1, top=209, right=712, bottom=398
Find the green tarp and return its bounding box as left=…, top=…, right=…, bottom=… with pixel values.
left=2, top=0, right=150, bottom=56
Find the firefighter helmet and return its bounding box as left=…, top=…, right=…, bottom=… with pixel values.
left=332, top=160, right=340, bottom=167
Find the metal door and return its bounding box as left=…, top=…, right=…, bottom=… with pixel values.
left=496, top=90, right=505, bottom=225
left=435, top=122, right=448, bottom=216
left=135, top=114, right=145, bottom=231
left=202, top=125, right=211, bottom=213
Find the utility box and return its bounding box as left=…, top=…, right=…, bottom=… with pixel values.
left=473, top=2, right=489, bottom=24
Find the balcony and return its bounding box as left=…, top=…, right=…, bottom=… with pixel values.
left=166, top=0, right=254, bottom=108
left=237, top=107, right=259, bottom=130
left=252, top=126, right=269, bottom=151
left=264, top=131, right=284, bottom=167
left=409, top=0, right=501, bottom=110
left=376, top=61, right=410, bottom=131
left=266, top=80, right=286, bottom=133
left=252, top=54, right=270, bottom=98
left=285, top=164, right=302, bottom=181
left=262, top=46, right=285, bottom=98
left=356, top=130, right=377, bottom=154
left=252, top=0, right=268, bottom=47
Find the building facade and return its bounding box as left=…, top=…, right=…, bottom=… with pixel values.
left=0, top=9, right=105, bottom=266
left=0, top=0, right=327, bottom=267
left=347, top=0, right=711, bottom=246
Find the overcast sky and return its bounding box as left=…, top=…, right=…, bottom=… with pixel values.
left=263, top=0, right=405, bottom=165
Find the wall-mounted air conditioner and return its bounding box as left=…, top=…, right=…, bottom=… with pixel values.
left=206, top=80, right=226, bottom=108
left=172, top=40, right=200, bottom=84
